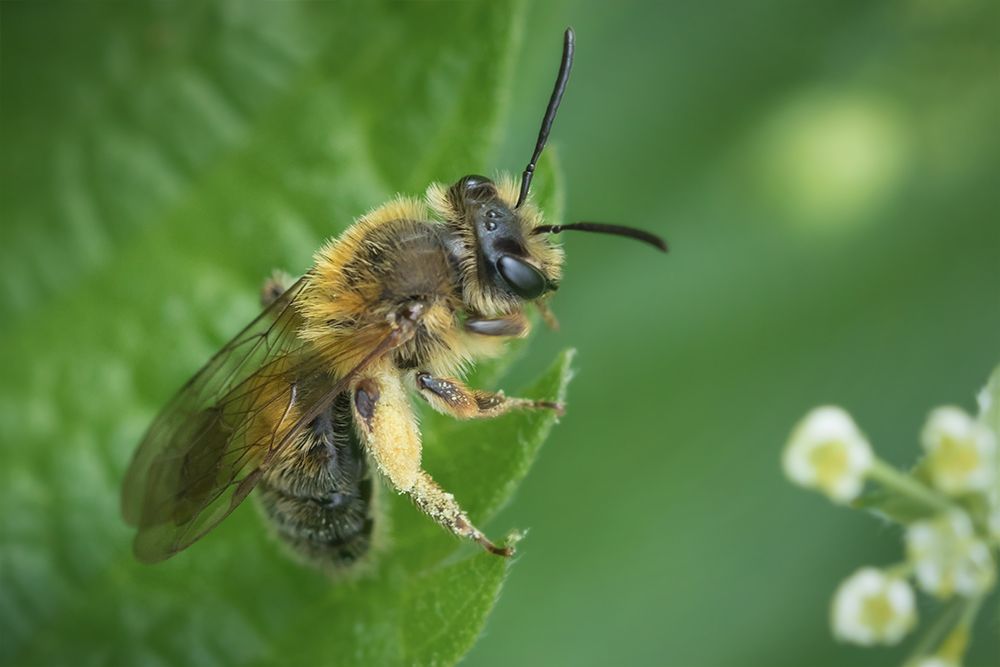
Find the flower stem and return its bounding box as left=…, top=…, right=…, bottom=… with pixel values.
left=905, top=597, right=963, bottom=664
left=934, top=596, right=982, bottom=664
left=867, top=459, right=958, bottom=514
left=956, top=594, right=983, bottom=630
left=884, top=561, right=915, bottom=579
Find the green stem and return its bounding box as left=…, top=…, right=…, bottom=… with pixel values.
left=936, top=595, right=982, bottom=664
left=867, top=459, right=958, bottom=515
left=904, top=597, right=963, bottom=664
left=885, top=561, right=915, bottom=579
left=956, top=595, right=983, bottom=630
left=904, top=596, right=984, bottom=666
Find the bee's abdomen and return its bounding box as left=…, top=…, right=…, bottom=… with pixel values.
left=257, top=394, right=375, bottom=569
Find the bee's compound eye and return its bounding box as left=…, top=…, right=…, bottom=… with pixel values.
left=496, top=255, right=547, bottom=300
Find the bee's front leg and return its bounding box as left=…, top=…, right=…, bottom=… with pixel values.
left=463, top=312, right=529, bottom=337
left=535, top=299, right=559, bottom=331
left=415, top=373, right=564, bottom=419
left=351, top=365, right=513, bottom=557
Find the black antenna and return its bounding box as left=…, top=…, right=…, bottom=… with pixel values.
left=532, top=222, right=669, bottom=252
left=516, top=27, right=575, bottom=209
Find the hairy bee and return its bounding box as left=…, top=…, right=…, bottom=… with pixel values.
left=121, top=28, right=666, bottom=569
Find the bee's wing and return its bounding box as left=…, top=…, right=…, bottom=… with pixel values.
left=122, top=278, right=316, bottom=562
left=121, top=277, right=329, bottom=562
left=123, top=271, right=411, bottom=563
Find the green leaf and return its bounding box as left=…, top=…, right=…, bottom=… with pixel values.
left=0, top=2, right=576, bottom=665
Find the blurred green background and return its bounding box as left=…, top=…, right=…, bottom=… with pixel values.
left=2, top=1, right=998, bottom=666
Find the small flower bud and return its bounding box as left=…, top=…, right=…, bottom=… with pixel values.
left=831, top=567, right=916, bottom=646
left=905, top=511, right=996, bottom=598
left=922, top=406, right=996, bottom=496
left=783, top=406, right=873, bottom=503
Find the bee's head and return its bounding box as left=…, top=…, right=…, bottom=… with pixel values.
left=446, top=174, right=557, bottom=301
left=426, top=28, right=666, bottom=315
left=425, top=172, right=564, bottom=314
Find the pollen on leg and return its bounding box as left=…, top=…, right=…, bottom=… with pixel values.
left=409, top=471, right=513, bottom=557
left=351, top=368, right=422, bottom=493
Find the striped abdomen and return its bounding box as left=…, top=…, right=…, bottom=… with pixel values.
left=256, top=393, right=374, bottom=569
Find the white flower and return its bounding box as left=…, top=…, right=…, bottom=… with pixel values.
left=905, top=511, right=996, bottom=598
left=908, top=659, right=958, bottom=667
left=921, top=406, right=996, bottom=496
left=783, top=406, right=874, bottom=503
left=831, top=567, right=916, bottom=645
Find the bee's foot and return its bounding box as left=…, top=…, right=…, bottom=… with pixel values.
left=477, top=534, right=515, bottom=557
left=533, top=400, right=565, bottom=417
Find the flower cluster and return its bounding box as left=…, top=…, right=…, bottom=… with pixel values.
left=782, top=365, right=1000, bottom=666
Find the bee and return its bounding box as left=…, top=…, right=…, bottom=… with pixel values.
left=121, top=28, right=666, bottom=569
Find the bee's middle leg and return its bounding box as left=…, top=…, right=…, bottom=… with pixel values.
left=415, top=373, right=564, bottom=419
left=351, top=366, right=513, bottom=556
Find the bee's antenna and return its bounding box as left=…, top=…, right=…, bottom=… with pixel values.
left=515, top=27, right=575, bottom=209
left=532, top=222, right=669, bottom=252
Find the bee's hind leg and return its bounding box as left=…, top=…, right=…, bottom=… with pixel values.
left=410, top=470, right=513, bottom=556
left=415, top=373, right=564, bottom=419
left=351, top=366, right=514, bottom=557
